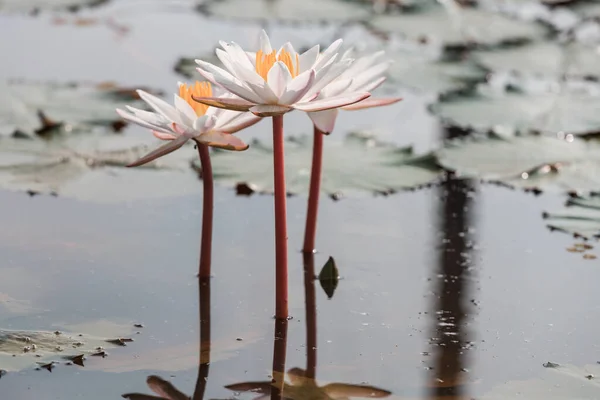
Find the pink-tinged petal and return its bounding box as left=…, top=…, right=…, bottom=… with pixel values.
left=357, top=76, right=386, bottom=93
left=303, top=58, right=351, bottom=99
left=125, top=106, right=167, bottom=126
left=308, top=108, right=339, bottom=134
left=192, top=114, right=217, bottom=132
left=230, top=62, right=279, bottom=103
left=173, top=94, right=197, bottom=126
left=341, top=96, right=402, bottom=111
left=216, top=48, right=237, bottom=75
left=153, top=130, right=176, bottom=140
left=298, top=44, right=319, bottom=73
left=195, top=61, right=263, bottom=103
left=350, top=61, right=392, bottom=91
left=127, top=135, right=189, bottom=167
left=294, top=92, right=371, bottom=112
left=267, top=61, right=292, bottom=98
left=137, top=90, right=182, bottom=124
left=171, top=122, right=189, bottom=135
left=218, top=112, right=262, bottom=133
left=314, top=38, right=343, bottom=71
left=322, top=78, right=353, bottom=97
left=279, top=69, right=315, bottom=105
left=147, top=376, right=189, bottom=400
left=323, top=383, right=391, bottom=399
left=259, top=30, right=273, bottom=53
left=249, top=104, right=292, bottom=117
left=221, top=41, right=255, bottom=71
left=340, top=51, right=386, bottom=80
left=192, top=96, right=255, bottom=112
left=116, top=108, right=171, bottom=134
left=197, top=131, right=249, bottom=151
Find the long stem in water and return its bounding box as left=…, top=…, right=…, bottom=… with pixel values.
left=272, top=115, right=289, bottom=319
left=197, top=144, right=214, bottom=279
left=271, top=318, right=289, bottom=400
left=193, top=277, right=211, bottom=400
left=302, top=253, right=318, bottom=379
left=302, top=125, right=324, bottom=254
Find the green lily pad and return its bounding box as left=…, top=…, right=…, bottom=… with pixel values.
left=204, top=133, right=441, bottom=197
left=197, top=0, right=372, bottom=22
left=0, top=328, right=128, bottom=372
left=481, top=363, right=600, bottom=399
left=369, top=4, right=549, bottom=49
left=0, top=135, right=200, bottom=203
left=431, top=81, right=600, bottom=136
left=0, top=80, right=156, bottom=138
left=543, top=194, right=600, bottom=239
left=436, top=134, right=600, bottom=192
left=473, top=41, right=600, bottom=79
left=0, top=0, right=109, bottom=13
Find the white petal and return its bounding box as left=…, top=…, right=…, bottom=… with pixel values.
left=125, top=106, right=167, bottom=126
left=308, top=109, right=339, bottom=134
left=294, top=92, right=371, bottom=112
left=303, top=58, right=351, bottom=100
left=137, top=90, right=182, bottom=124
left=322, top=78, right=353, bottom=97
left=356, top=76, right=386, bottom=93
left=340, top=51, right=386, bottom=79
left=196, top=131, right=249, bottom=151
left=192, top=115, right=217, bottom=132
left=127, top=135, right=189, bottom=167
left=314, top=38, right=343, bottom=71
left=192, top=95, right=255, bottom=112
left=195, top=62, right=263, bottom=104
left=259, top=30, right=273, bottom=53
left=279, top=69, right=315, bottom=105
left=217, top=112, right=262, bottom=133
left=216, top=48, right=238, bottom=75
left=116, top=108, right=172, bottom=134
left=280, top=42, right=297, bottom=59
left=230, top=62, right=279, bottom=103
left=350, top=61, right=392, bottom=91
left=298, top=44, right=320, bottom=74
left=341, top=96, right=402, bottom=111
left=249, top=104, right=292, bottom=117
left=173, top=94, right=197, bottom=126
left=267, top=61, right=292, bottom=98
left=221, top=41, right=255, bottom=71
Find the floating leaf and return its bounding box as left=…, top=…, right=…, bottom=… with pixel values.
left=481, top=363, right=600, bottom=399
left=369, top=4, right=549, bottom=48
left=204, top=133, right=440, bottom=196
left=0, top=0, right=109, bottom=13
left=436, top=134, right=600, bottom=192
left=319, top=257, right=340, bottom=299
left=543, top=194, right=600, bottom=239
left=197, top=0, right=372, bottom=22
left=474, top=41, right=600, bottom=79
left=0, top=328, right=127, bottom=372
left=0, top=80, right=156, bottom=138
left=431, top=81, right=600, bottom=136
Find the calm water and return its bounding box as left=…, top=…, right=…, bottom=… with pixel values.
left=1, top=1, right=600, bottom=399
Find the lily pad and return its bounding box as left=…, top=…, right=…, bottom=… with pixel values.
left=369, top=4, right=549, bottom=49
left=474, top=41, right=600, bottom=79
left=481, top=363, right=600, bottom=399
left=431, top=81, right=600, bottom=136
left=203, top=133, right=441, bottom=197
left=197, top=0, right=372, bottom=22
left=0, top=80, right=156, bottom=138
left=0, top=0, right=109, bottom=13
left=0, top=135, right=200, bottom=203
left=436, top=134, right=600, bottom=192
left=543, top=194, right=600, bottom=239
left=0, top=328, right=126, bottom=372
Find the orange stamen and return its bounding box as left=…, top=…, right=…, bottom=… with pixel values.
left=255, top=49, right=299, bottom=81
left=179, top=81, right=213, bottom=116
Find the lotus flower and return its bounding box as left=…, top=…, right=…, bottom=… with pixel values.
left=116, top=81, right=260, bottom=167
left=193, top=30, right=371, bottom=117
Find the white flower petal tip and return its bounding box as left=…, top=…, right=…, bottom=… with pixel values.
left=191, top=96, right=255, bottom=112
left=249, top=104, right=293, bottom=117
left=295, top=92, right=372, bottom=112
left=308, top=108, right=339, bottom=135
left=342, top=97, right=403, bottom=111
left=197, top=132, right=249, bottom=151
left=127, top=135, right=189, bottom=168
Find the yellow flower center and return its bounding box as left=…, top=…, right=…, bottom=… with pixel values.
left=255, top=49, right=299, bottom=81
left=179, top=81, right=212, bottom=116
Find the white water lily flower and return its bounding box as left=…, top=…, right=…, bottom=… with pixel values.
left=193, top=30, right=372, bottom=117
left=116, top=82, right=260, bottom=167
left=307, top=49, right=403, bottom=134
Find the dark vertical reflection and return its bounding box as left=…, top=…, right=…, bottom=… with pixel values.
left=192, top=277, right=211, bottom=400
left=271, top=318, right=289, bottom=400
left=303, top=253, right=318, bottom=380
left=428, top=128, right=475, bottom=400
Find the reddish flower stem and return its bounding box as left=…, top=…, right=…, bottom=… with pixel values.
left=302, top=125, right=324, bottom=254
left=272, top=115, right=289, bottom=319
left=193, top=277, right=211, bottom=400
left=197, top=144, right=213, bottom=279
left=271, top=318, right=289, bottom=400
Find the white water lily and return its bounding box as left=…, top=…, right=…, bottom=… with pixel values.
left=116, top=82, right=260, bottom=167
left=307, top=49, right=402, bottom=134
left=193, top=30, right=371, bottom=117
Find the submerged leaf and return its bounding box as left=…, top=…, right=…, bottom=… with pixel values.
left=205, top=133, right=440, bottom=196
left=0, top=80, right=156, bottom=138
left=319, top=257, right=340, bottom=299
left=436, top=134, right=600, bottom=193
left=197, top=0, right=372, bottom=22
left=543, top=194, right=600, bottom=239
left=432, top=81, right=600, bottom=137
